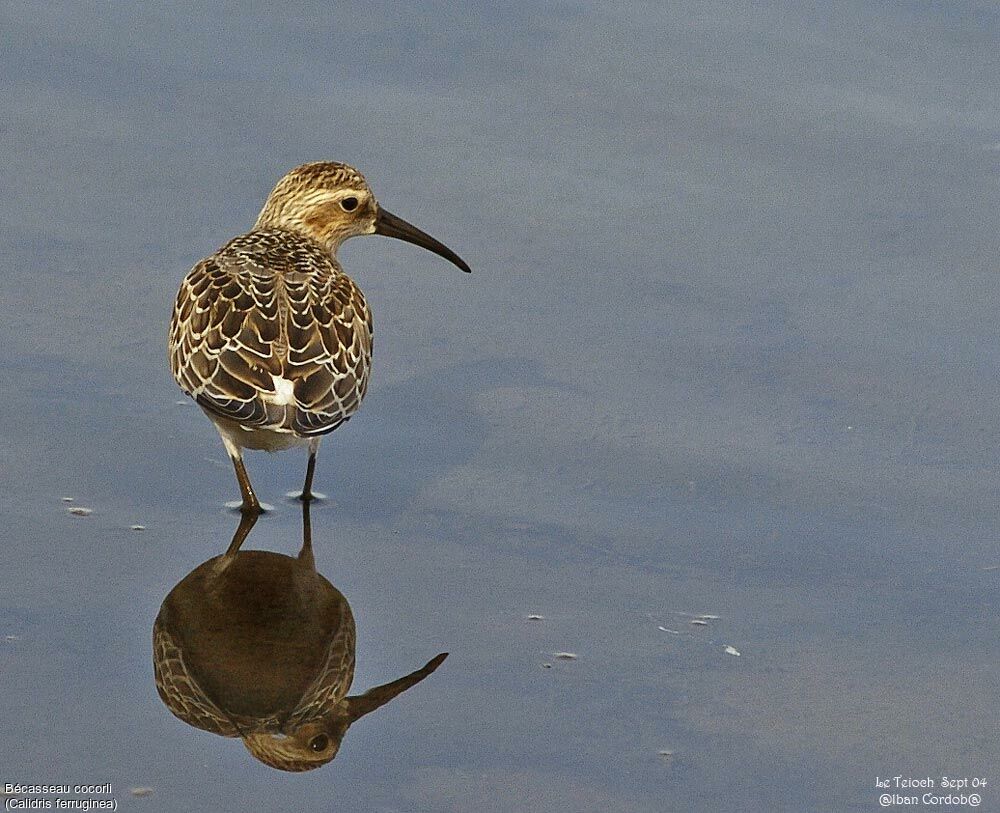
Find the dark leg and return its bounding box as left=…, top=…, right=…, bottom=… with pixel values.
left=223, top=510, right=260, bottom=557
left=299, top=450, right=317, bottom=503
left=297, top=498, right=315, bottom=569
left=231, top=454, right=262, bottom=516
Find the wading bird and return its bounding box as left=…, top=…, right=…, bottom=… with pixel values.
left=154, top=503, right=447, bottom=771
left=169, top=162, right=470, bottom=514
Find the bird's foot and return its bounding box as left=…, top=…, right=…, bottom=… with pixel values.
left=224, top=500, right=274, bottom=514
left=285, top=490, right=327, bottom=504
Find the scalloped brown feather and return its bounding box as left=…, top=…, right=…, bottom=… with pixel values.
left=168, top=228, right=373, bottom=437
left=153, top=616, right=239, bottom=737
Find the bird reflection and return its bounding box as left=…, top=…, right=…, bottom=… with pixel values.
left=153, top=503, right=447, bottom=771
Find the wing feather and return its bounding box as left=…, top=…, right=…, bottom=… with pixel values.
left=169, top=230, right=372, bottom=436
left=153, top=617, right=239, bottom=737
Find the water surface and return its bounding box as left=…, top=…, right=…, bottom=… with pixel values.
left=2, top=2, right=999, bottom=811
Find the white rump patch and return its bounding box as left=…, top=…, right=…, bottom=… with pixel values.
left=270, top=375, right=296, bottom=405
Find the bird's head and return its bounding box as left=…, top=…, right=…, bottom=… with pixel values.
left=255, top=161, right=470, bottom=272
left=239, top=650, right=449, bottom=772
left=242, top=716, right=350, bottom=772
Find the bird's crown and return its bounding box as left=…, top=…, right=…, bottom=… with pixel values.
left=254, top=161, right=376, bottom=249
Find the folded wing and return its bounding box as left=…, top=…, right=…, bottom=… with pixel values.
left=168, top=231, right=373, bottom=437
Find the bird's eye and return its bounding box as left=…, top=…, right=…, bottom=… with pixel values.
left=309, top=734, right=330, bottom=752
left=340, top=196, right=359, bottom=212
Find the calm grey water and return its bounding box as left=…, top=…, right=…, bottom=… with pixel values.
left=2, top=2, right=999, bottom=811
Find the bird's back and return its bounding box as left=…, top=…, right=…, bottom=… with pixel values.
left=169, top=229, right=373, bottom=437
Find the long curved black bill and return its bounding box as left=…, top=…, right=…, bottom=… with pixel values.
left=344, top=652, right=449, bottom=723
left=374, top=207, right=471, bottom=273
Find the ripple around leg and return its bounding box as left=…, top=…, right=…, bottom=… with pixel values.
left=224, top=500, right=275, bottom=514
left=284, top=490, right=327, bottom=503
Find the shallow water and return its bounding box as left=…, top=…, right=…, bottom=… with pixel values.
left=2, top=2, right=999, bottom=811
